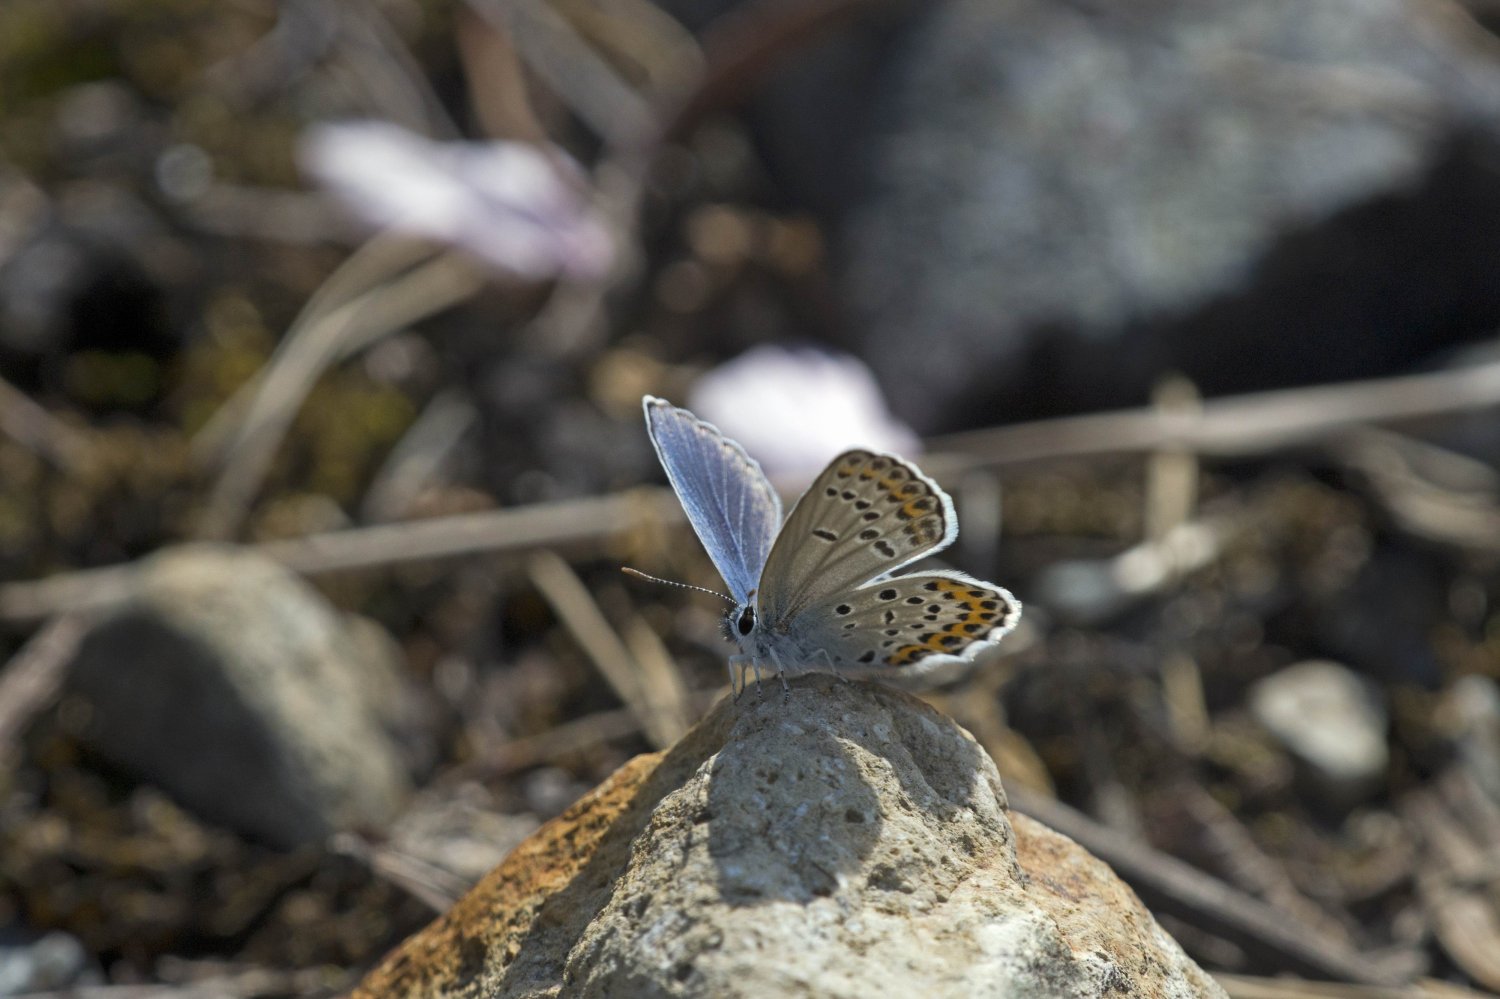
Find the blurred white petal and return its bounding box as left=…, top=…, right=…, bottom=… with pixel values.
left=298, top=121, right=612, bottom=280
left=689, top=345, right=920, bottom=481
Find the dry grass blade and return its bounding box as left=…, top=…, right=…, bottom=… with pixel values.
left=1177, top=780, right=1358, bottom=949
left=266, top=490, right=681, bottom=574
left=620, top=606, right=693, bottom=745
left=1008, top=786, right=1408, bottom=986
left=330, top=832, right=471, bottom=913
left=0, top=491, right=683, bottom=625
left=931, top=356, right=1500, bottom=468
left=465, top=0, right=653, bottom=145
left=461, top=701, right=663, bottom=778
left=18, top=965, right=338, bottom=998
left=1215, top=973, right=1496, bottom=998
left=461, top=689, right=722, bottom=779
left=360, top=389, right=476, bottom=522
left=1146, top=374, right=1202, bottom=541
left=337, top=0, right=461, bottom=138
left=196, top=251, right=485, bottom=540
left=1401, top=781, right=1500, bottom=992
left=528, top=550, right=687, bottom=750
left=0, top=563, right=136, bottom=626
left=1160, top=652, right=1210, bottom=755
left=0, top=615, right=88, bottom=767
left=191, top=233, right=439, bottom=465
left=0, top=374, right=94, bottom=474
left=1338, top=428, right=1500, bottom=553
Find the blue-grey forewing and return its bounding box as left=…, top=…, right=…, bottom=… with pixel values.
left=643, top=396, right=783, bottom=604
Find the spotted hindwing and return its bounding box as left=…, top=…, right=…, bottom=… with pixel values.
left=796, top=571, right=1022, bottom=672
left=756, top=450, right=956, bottom=625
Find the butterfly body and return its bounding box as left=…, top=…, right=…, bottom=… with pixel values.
left=643, top=396, right=1020, bottom=696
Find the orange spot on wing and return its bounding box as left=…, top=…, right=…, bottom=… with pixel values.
left=886, top=579, right=1005, bottom=666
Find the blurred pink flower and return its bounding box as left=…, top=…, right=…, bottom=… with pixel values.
left=689, top=345, right=921, bottom=481
left=299, top=121, right=612, bottom=280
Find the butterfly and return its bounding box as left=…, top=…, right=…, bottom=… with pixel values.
left=642, top=395, right=1021, bottom=698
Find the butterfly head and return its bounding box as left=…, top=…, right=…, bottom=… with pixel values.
left=722, top=601, right=757, bottom=645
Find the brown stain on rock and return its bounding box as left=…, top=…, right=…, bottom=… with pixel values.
left=1011, top=811, right=1216, bottom=998
left=352, top=704, right=735, bottom=998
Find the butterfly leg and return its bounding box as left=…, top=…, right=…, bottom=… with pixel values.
left=810, top=647, right=849, bottom=683
left=727, top=654, right=752, bottom=701
left=768, top=648, right=792, bottom=702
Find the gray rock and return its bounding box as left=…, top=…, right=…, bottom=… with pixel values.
left=1449, top=674, right=1500, bottom=805
left=1250, top=659, right=1389, bottom=805
left=62, top=544, right=412, bottom=848
left=353, top=676, right=1225, bottom=998
left=832, top=0, right=1500, bottom=428
left=0, top=931, right=99, bottom=995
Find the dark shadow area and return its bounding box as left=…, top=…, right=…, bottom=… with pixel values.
left=497, top=706, right=735, bottom=994
left=1160, top=132, right=1500, bottom=400
left=950, top=131, right=1500, bottom=428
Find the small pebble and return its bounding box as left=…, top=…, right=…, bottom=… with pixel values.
left=1250, top=660, right=1388, bottom=807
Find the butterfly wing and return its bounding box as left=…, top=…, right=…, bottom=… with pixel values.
left=643, top=396, right=783, bottom=604
left=756, top=450, right=955, bottom=625
left=793, top=570, right=1022, bottom=673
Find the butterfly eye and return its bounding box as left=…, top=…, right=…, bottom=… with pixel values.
left=736, top=606, right=756, bottom=636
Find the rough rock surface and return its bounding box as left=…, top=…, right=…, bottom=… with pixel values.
left=61, top=544, right=412, bottom=848
left=353, top=676, right=1224, bottom=998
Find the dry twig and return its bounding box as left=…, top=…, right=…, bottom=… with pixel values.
left=0, top=615, right=89, bottom=768
left=1008, top=786, right=1411, bottom=986
left=0, top=375, right=94, bottom=474
left=931, top=356, right=1500, bottom=468
left=529, top=550, right=691, bottom=749
left=0, top=491, right=683, bottom=625
left=195, top=249, right=485, bottom=540
left=1215, top=973, right=1496, bottom=998
left=1400, top=775, right=1500, bottom=992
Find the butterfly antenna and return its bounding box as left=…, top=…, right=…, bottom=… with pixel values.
left=621, top=567, right=735, bottom=604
